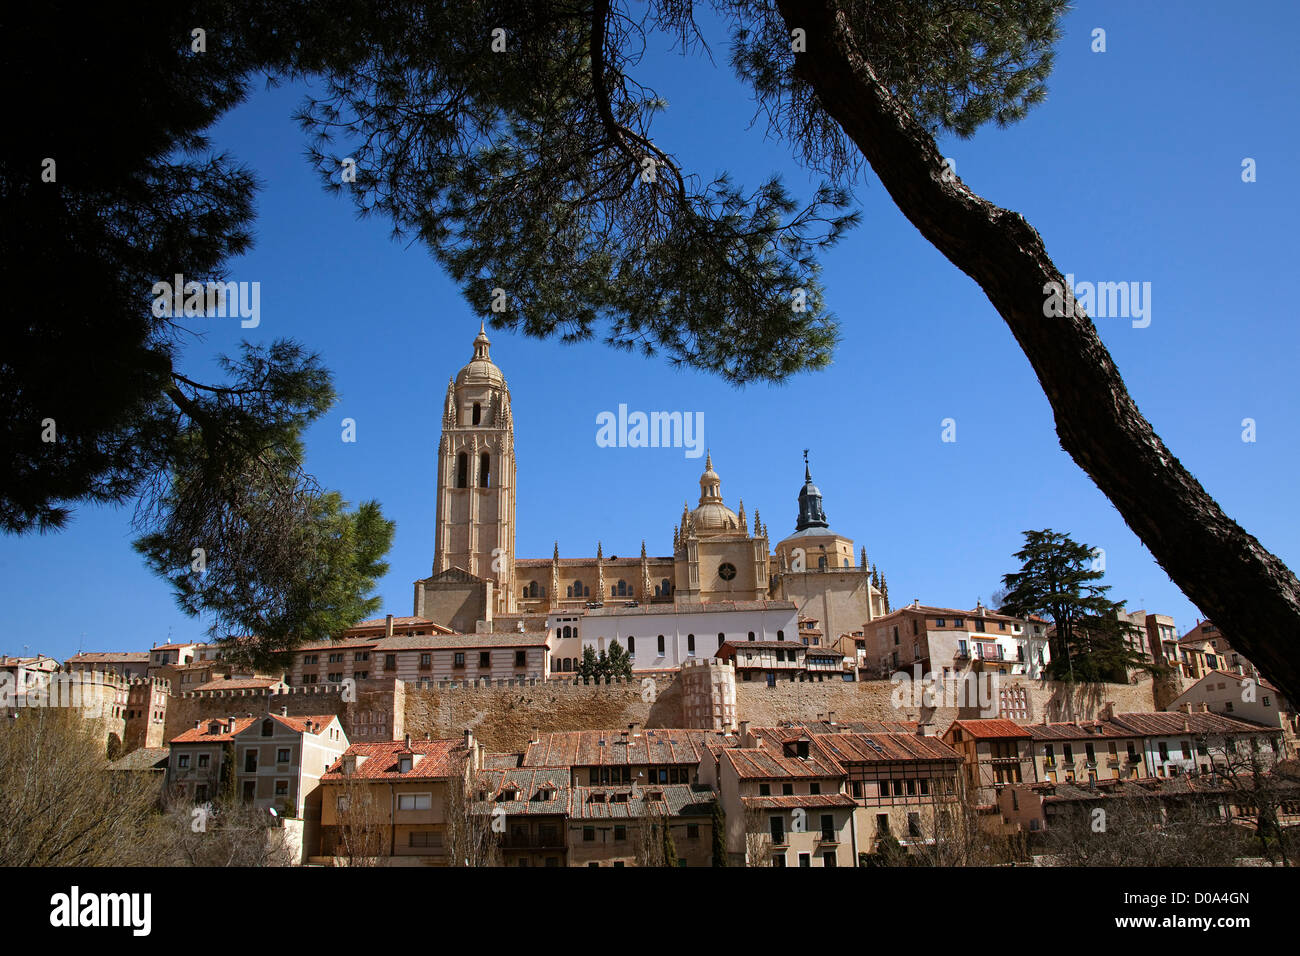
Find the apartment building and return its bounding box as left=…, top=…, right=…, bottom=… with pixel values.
left=522, top=728, right=728, bottom=787
left=717, top=727, right=856, bottom=866
left=229, top=712, right=348, bottom=819
left=716, top=639, right=809, bottom=684
left=804, top=726, right=963, bottom=849
left=166, top=716, right=257, bottom=804
left=286, top=613, right=455, bottom=685
left=567, top=784, right=716, bottom=867
left=1026, top=720, right=1148, bottom=784
left=567, top=599, right=798, bottom=673
left=1109, top=710, right=1285, bottom=778
left=477, top=766, right=571, bottom=867
left=1179, top=620, right=1259, bottom=680
left=941, top=719, right=1035, bottom=801
left=317, top=734, right=474, bottom=864
left=1170, top=671, right=1297, bottom=746
left=64, top=651, right=150, bottom=680
left=868, top=602, right=1049, bottom=681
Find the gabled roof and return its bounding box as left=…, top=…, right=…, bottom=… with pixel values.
left=1111, top=712, right=1281, bottom=737
left=1026, top=721, right=1137, bottom=741
left=321, top=739, right=464, bottom=781
left=474, top=767, right=571, bottom=815
left=108, top=747, right=171, bottom=771
left=721, top=738, right=843, bottom=780
left=522, top=729, right=726, bottom=767
left=231, top=713, right=340, bottom=738
left=741, top=793, right=857, bottom=810
left=947, top=719, right=1031, bottom=740
left=569, top=784, right=715, bottom=820
left=170, top=716, right=258, bottom=744
left=812, top=731, right=962, bottom=764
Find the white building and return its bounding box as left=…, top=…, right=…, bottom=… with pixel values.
left=553, top=600, right=798, bottom=672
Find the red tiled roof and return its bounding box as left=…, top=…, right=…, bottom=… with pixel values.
left=947, top=719, right=1031, bottom=739
left=321, top=739, right=464, bottom=781
left=66, top=652, right=150, bottom=663
left=1026, top=721, right=1136, bottom=741
left=231, top=713, right=340, bottom=737
left=170, top=716, right=258, bottom=743
left=812, top=731, right=962, bottom=764
left=722, top=740, right=843, bottom=780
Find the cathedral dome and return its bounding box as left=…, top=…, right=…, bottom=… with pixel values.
left=455, top=323, right=506, bottom=388
left=688, top=453, right=740, bottom=534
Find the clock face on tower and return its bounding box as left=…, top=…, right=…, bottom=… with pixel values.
left=718, top=562, right=737, bottom=581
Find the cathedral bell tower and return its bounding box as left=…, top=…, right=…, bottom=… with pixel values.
left=433, top=324, right=517, bottom=614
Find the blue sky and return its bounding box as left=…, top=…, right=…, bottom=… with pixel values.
left=3, top=2, right=1297, bottom=660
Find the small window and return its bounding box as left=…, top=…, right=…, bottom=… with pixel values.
left=419, top=652, right=431, bottom=669
left=748, top=631, right=755, bottom=642
left=261, top=719, right=274, bottom=737
left=454, top=652, right=465, bottom=668
left=658, top=635, right=666, bottom=655
left=456, top=452, right=468, bottom=488
left=479, top=651, right=491, bottom=668
left=627, top=637, right=635, bottom=654
left=687, top=634, right=695, bottom=653
left=515, top=650, right=526, bottom=667
left=276, top=748, right=291, bottom=763
left=583, top=826, right=595, bottom=842
left=776, top=630, right=784, bottom=641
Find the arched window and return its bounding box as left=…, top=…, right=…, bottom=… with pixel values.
left=843, top=558, right=850, bottom=567
left=472, top=402, right=481, bottom=425
left=661, top=578, right=671, bottom=595
left=718, top=632, right=725, bottom=649
left=563, top=625, right=572, bottom=640
left=653, top=584, right=660, bottom=596
left=572, top=580, right=586, bottom=598
left=456, top=452, right=468, bottom=488
left=616, top=580, right=628, bottom=597
left=657, top=635, right=666, bottom=655
left=261, top=718, right=274, bottom=737
left=687, top=634, right=695, bottom=653
left=480, top=452, right=491, bottom=488
left=748, top=631, right=756, bottom=642
left=818, top=556, right=827, bottom=570
left=567, top=585, right=573, bottom=597
left=556, top=627, right=562, bottom=639
left=628, top=636, right=635, bottom=654
left=776, top=629, right=785, bottom=641
left=526, top=581, right=539, bottom=598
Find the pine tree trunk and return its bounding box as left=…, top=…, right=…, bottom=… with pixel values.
left=777, top=0, right=1300, bottom=700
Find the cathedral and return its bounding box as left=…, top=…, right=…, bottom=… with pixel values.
left=413, top=326, right=889, bottom=643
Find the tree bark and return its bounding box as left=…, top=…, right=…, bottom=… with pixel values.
left=776, top=0, right=1300, bottom=701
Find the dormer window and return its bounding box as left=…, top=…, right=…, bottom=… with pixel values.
left=398, top=755, right=413, bottom=773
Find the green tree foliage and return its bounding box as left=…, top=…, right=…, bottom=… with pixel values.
left=711, top=800, right=727, bottom=866
left=579, top=645, right=600, bottom=683
left=662, top=818, right=680, bottom=867
left=998, top=530, right=1150, bottom=683
left=1, top=3, right=393, bottom=660
left=606, top=639, right=634, bottom=680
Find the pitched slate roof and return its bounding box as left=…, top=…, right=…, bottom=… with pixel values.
left=321, top=739, right=464, bottom=781
left=483, top=752, right=524, bottom=769
left=473, top=767, right=571, bottom=816
left=522, top=729, right=726, bottom=767
left=108, top=747, right=170, bottom=771
left=1026, top=721, right=1138, bottom=741
left=1111, top=712, right=1280, bottom=737
left=66, top=651, right=150, bottom=664
left=812, top=732, right=962, bottom=764
left=569, top=784, right=715, bottom=820
left=721, top=739, right=843, bottom=780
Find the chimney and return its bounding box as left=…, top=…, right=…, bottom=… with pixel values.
left=194, top=720, right=201, bottom=730
left=465, top=729, right=475, bottom=752
left=827, top=711, right=836, bottom=726
left=305, top=719, right=313, bottom=734
left=385, top=613, right=395, bottom=638
left=530, top=726, right=540, bottom=744
left=404, top=732, right=412, bottom=750
left=628, top=721, right=642, bottom=734
left=917, top=722, right=935, bottom=737
left=739, top=720, right=751, bottom=741
left=1100, top=702, right=1115, bottom=722
left=750, top=733, right=763, bottom=750
left=1178, top=702, right=1192, bottom=714
left=280, top=705, right=288, bottom=716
